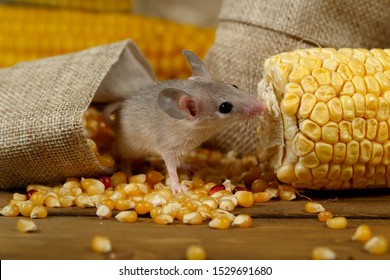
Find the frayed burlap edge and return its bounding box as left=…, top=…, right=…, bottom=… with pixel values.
left=0, top=40, right=140, bottom=190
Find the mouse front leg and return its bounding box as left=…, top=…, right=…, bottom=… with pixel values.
left=162, top=154, right=189, bottom=194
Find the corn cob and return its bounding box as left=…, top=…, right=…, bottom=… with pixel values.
left=0, top=5, right=215, bottom=79
left=262, top=48, right=390, bottom=189
left=3, top=0, right=132, bottom=12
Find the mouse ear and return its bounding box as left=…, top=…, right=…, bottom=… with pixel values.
left=182, top=50, right=211, bottom=79
left=158, top=88, right=198, bottom=120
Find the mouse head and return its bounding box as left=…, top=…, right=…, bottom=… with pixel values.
left=157, top=50, right=265, bottom=125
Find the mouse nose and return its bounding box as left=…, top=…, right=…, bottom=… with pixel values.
left=248, top=101, right=266, bottom=117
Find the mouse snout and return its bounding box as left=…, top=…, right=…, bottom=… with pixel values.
left=247, top=101, right=266, bottom=117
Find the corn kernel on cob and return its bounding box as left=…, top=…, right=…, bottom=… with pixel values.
left=262, top=48, right=390, bottom=189
left=0, top=5, right=215, bottom=80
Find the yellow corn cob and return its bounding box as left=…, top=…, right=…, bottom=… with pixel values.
left=4, top=0, right=132, bottom=12
left=0, top=5, right=215, bottom=79
left=263, top=48, right=390, bottom=189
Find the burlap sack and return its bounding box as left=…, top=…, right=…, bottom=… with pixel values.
left=206, top=0, right=390, bottom=156
left=0, top=40, right=155, bottom=190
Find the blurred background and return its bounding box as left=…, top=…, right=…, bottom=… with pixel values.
left=0, top=0, right=222, bottom=79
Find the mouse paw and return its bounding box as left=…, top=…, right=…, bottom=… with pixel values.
left=170, top=183, right=189, bottom=194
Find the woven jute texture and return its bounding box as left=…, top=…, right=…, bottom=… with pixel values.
left=206, top=0, right=390, bottom=156
left=0, top=40, right=136, bottom=190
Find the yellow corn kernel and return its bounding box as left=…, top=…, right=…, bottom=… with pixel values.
left=186, top=245, right=206, bottom=260
left=30, top=205, right=48, bottom=219
left=114, top=199, right=135, bottom=211
left=209, top=216, right=231, bottom=230
left=210, top=209, right=235, bottom=222
left=234, top=191, right=255, bottom=208
left=100, top=199, right=115, bottom=210
left=115, top=211, right=137, bottom=223
left=264, top=187, right=279, bottom=198
left=29, top=191, right=46, bottom=206
left=317, top=211, right=333, bottom=222
left=96, top=205, right=112, bottom=219
left=326, top=216, right=347, bottom=229
left=75, top=193, right=94, bottom=208
left=183, top=212, right=204, bottom=225
left=218, top=199, right=235, bottom=211
left=299, top=93, right=317, bottom=119
left=351, top=224, right=372, bottom=243
left=154, top=213, right=174, bottom=225
left=301, top=75, right=318, bottom=94
left=17, top=218, right=37, bottom=233
left=124, top=183, right=141, bottom=197
left=110, top=172, right=128, bottom=186
left=278, top=185, right=296, bottom=201
left=300, top=120, right=321, bottom=142
left=311, top=246, right=337, bottom=260
left=321, top=122, right=339, bottom=144
left=305, top=202, right=325, bottom=213
left=44, top=196, right=60, bottom=208
left=0, top=204, right=20, bottom=217
left=364, top=235, right=389, bottom=255
left=162, top=201, right=181, bottom=218
left=310, top=102, right=330, bottom=126
left=13, top=193, right=27, bottom=201
left=19, top=201, right=34, bottom=217
left=91, top=235, right=112, bottom=254
left=232, top=214, right=252, bottom=228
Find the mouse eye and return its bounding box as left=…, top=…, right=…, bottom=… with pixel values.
left=219, top=102, right=233, bottom=114
left=232, top=84, right=239, bottom=89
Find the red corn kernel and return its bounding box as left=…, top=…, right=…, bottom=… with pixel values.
left=99, top=176, right=112, bottom=189
left=209, top=185, right=225, bottom=195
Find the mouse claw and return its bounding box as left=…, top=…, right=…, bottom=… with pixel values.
left=170, top=184, right=189, bottom=194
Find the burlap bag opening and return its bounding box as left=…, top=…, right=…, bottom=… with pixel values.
left=0, top=40, right=155, bottom=190
left=205, top=0, right=390, bottom=156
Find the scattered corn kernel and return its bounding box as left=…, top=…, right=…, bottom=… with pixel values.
left=96, top=204, right=112, bottom=219
left=82, top=178, right=105, bottom=195
left=115, top=211, right=138, bottom=223
left=29, top=192, right=46, bottom=206
left=19, top=201, right=34, bottom=217
left=317, top=211, right=333, bottom=222
left=17, top=218, right=37, bottom=233
left=0, top=204, right=19, bottom=217
left=311, top=246, right=337, bottom=260
left=251, top=179, right=269, bottom=193
left=75, top=193, right=94, bottom=208
left=91, top=235, right=112, bottom=253
left=254, top=192, right=272, bottom=203
left=44, top=196, right=60, bottom=208
left=209, top=216, right=231, bottom=229
left=305, top=201, right=326, bottom=213
left=154, top=213, right=174, bottom=225
left=146, top=170, right=165, bottom=185
left=219, top=199, right=235, bottom=211
left=278, top=187, right=297, bottom=201
left=326, top=216, right=347, bottom=229
left=183, top=212, right=203, bottom=225
left=234, top=191, right=255, bottom=208
left=364, top=235, right=389, bottom=255
left=351, top=224, right=372, bottom=243
left=13, top=193, right=27, bottom=201
left=186, top=245, right=206, bottom=260
left=30, top=205, right=48, bottom=219
left=232, top=214, right=252, bottom=228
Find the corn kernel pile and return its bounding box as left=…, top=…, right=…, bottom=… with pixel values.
left=0, top=106, right=292, bottom=230
left=1, top=105, right=388, bottom=258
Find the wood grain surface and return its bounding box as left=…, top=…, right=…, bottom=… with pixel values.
left=1, top=189, right=390, bottom=260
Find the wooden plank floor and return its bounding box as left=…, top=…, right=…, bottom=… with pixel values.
left=1, top=189, right=390, bottom=260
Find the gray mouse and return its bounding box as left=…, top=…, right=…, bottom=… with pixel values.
left=105, top=50, right=265, bottom=193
